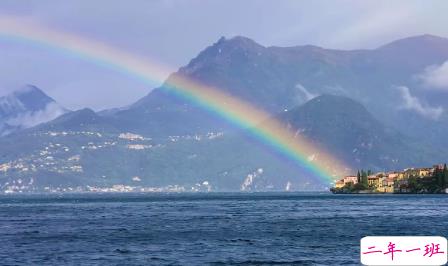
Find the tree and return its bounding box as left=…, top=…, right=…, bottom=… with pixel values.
left=357, top=170, right=361, bottom=184
left=361, top=170, right=368, bottom=187
left=354, top=182, right=366, bottom=191
left=408, top=175, right=420, bottom=193
left=345, top=182, right=355, bottom=192
left=435, top=167, right=444, bottom=189
left=443, top=164, right=448, bottom=189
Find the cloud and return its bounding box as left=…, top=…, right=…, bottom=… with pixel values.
left=396, top=86, right=443, bottom=120
left=6, top=102, right=67, bottom=128
left=419, top=61, right=448, bottom=90
left=295, top=83, right=318, bottom=102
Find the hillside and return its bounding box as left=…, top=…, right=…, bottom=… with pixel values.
left=275, top=95, right=444, bottom=170
left=104, top=35, right=448, bottom=145
left=0, top=95, right=445, bottom=192
left=1, top=35, right=448, bottom=192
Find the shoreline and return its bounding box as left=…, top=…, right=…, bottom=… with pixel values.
left=331, top=191, right=448, bottom=195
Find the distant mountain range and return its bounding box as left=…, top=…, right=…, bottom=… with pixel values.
left=102, top=34, right=448, bottom=143
left=1, top=35, right=448, bottom=192
left=0, top=85, right=67, bottom=136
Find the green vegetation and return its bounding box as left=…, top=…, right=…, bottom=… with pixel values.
left=331, top=165, right=448, bottom=194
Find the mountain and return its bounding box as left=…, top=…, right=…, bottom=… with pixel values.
left=1, top=35, right=448, bottom=192
left=0, top=94, right=444, bottom=193
left=275, top=95, right=444, bottom=171
left=0, top=85, right=68, bottom=136
left=102, top=35, right=448, bottom=145
left=0, top=111, right=302, bottom=192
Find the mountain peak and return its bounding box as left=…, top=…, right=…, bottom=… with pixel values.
left=65, top=108, right=97, bottom=119
left=275, top=94, right=429, bottom=170
left=1, top=85, right=55, bottom=115
left=45, top=108, right=97, bottom=126
left=9, top=84, right=56, bottom=111
left=306, top=94, right=361, bottom=107
left=378, top=34, right=448, bottom=51
left=212, top=36, right=265, bottom=55
left=217, top=36, right=263, bottom=49
left=13, top=84, right=47, bottom=96
left=36, top=107, right=121, bottom=133
left=0, top=85, right=67, bottom=136
left=291, top=94, right=369, bottom=120
left=178, top=36, right=265, bottom=76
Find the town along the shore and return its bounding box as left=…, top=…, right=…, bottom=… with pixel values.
left=331, top=164, right=448, bottom=194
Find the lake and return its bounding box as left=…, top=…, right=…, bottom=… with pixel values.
left=0, top=193, right=447, bottom=265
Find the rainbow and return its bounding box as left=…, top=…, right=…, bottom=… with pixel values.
left=0, top=16, right=348, bottom=184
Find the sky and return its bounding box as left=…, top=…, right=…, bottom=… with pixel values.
left=0, top=0, right=447, bottom=110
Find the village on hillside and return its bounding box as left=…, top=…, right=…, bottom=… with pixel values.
left=331, top=164, right=448, bottom=194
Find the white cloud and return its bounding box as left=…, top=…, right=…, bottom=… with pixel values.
left=295, top=83, right=318, bottom=102
left=396, top=86, right=443, bottom=120
left=6, top=102, right=66, bottom=128
left=420, top=61, right=448, bottom=90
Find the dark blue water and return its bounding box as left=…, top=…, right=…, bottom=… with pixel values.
left=0, top=193, right=447, bottom=265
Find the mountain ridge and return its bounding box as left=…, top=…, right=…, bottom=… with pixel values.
left=275, top=94, right=442, bottom=170
left=0, top=94, right=445, bottom=192
left=1, top=34, right=448, bottom=192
